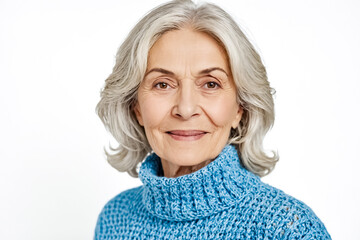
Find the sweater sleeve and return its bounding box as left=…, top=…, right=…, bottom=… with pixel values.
left=284, top=215, right=331, bottom=240
left=268, top=192, right=331, bottom=240
left=93, top=186, right=144, bottom=240
left=94, top=204, right=108, bottom=240
left=300, top=227, right=332, bottom=240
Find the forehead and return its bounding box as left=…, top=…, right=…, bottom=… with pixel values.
left=147, top=28, right=230, bottom=73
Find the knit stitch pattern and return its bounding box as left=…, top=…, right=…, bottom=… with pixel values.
left=95, top=145, right=331, bottom=239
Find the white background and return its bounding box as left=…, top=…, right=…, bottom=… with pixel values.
left=1, top=0, right=359, bottom=239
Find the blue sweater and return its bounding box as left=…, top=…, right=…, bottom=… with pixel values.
left=95, top=145, right=331, bottom=239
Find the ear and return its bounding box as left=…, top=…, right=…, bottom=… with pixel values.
left=231, top=105, right=243, bottom=129
left=134, top=102, right=144, bottom=126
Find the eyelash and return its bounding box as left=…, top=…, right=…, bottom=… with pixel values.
left=204, top=81, right=220, bottom=89
left=154, top=82, right=171, bottom=89
left=152, top=78, right=221, bottom=90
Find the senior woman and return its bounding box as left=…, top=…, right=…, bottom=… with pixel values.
left=94, top=0, right=330, bottom=239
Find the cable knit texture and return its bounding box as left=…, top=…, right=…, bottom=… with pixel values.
left=95, top=145, right=331, bottom=239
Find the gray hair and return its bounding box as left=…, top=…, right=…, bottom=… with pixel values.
left=96, top=0, right=278, bottom=177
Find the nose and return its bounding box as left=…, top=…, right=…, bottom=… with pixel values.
left=172, top=82, right=200, bottom=120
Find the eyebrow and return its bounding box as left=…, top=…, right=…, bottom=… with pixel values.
left=145, top=68, right=175, bottom=77
left=199, top=67, right=229, bottom=77
left=144, top=67, right=229, bottom=77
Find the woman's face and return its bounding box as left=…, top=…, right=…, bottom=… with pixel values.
left=135, top=28, right=242, bottom=170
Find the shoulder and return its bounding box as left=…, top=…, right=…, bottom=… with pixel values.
left=97, top=185, right=143, bottom=217
left=253, top=182, right=331, bottom=239
left=104, top=185, right=143, bottom=207
left=94, top=186, right=144, bottom=237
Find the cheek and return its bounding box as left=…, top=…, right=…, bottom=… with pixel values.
left=138, top=95, right=170, bottom=128
left=203, top=96, right=239, bottom=127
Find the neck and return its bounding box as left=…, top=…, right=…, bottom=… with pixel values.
left=160, top=158, right=212, bottom=178
left=139, top=144, right=261, bottom=221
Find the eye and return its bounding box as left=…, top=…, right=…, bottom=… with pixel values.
left=204, top=81, right=220, bottom=89
left=154, top=82, right=170, bottom=89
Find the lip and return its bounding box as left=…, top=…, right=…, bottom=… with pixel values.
left=166, top=130, right=208, bottom=141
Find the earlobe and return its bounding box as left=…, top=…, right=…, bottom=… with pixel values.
left=231, top=106, right=243, bottom=129
left=134, top=103, right=144, bottom=126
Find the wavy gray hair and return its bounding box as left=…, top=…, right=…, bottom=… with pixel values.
left=96, top=0, right=278, bottom=177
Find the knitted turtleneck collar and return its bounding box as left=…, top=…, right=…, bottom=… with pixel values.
left=139, top=145, right=262, bottom=221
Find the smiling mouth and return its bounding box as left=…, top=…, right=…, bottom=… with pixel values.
left=166, top=130, right=208, bottom=141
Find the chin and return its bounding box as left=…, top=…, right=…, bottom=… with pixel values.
left=164, top=149, right=216, bottom=167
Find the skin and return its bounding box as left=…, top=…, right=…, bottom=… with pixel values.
left=135, top=27, right=243, bottom=178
